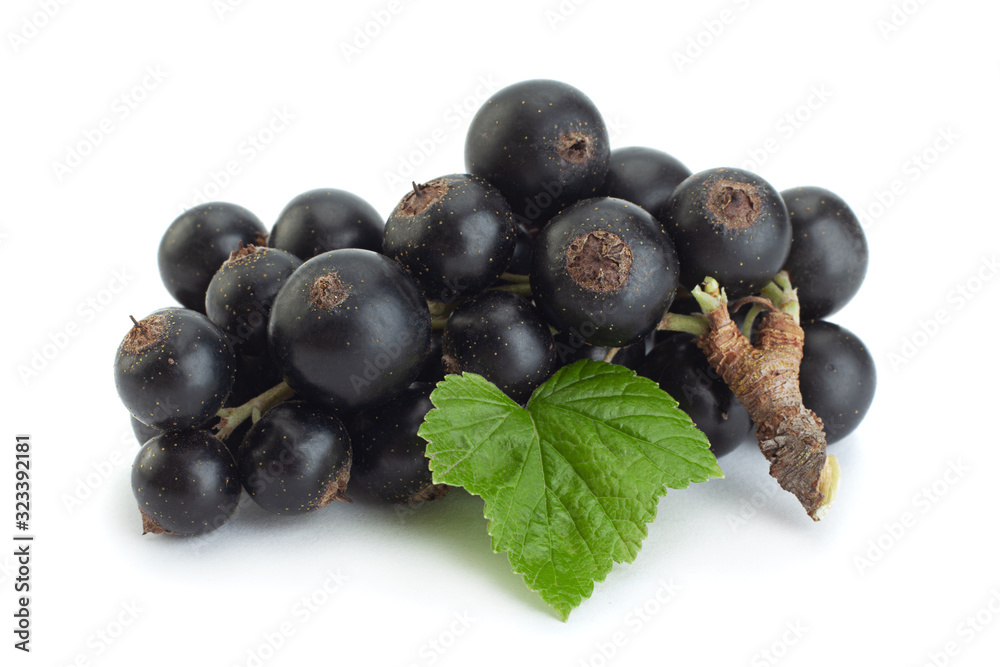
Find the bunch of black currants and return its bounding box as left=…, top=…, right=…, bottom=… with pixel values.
left=115, top=79, right=875, bottom=536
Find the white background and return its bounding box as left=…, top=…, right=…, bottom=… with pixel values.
left=2, top=0, right=998, bottom=665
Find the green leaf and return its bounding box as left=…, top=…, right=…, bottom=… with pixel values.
left=418, top=359, right=723, bottom=620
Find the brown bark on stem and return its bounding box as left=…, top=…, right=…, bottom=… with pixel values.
left=689, top=277, right=838, bottom=520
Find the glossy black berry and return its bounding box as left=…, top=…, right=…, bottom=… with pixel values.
left=238, top=401, right=352, bottom=514
left=130, top=415, right=160, bottom=446
left=662, top=167, right=791, bottom=298
left=350, top=383, right=447, bottom=504
left=114, top=308, right=236, bottom=430
left=267, top=249, right=432, bottom=411
left=269, top=188, right=384, bottom=260
left=800, top=320, right=876, bottom=444
left=601, top=147, right=692, bottom=221
left=205, top=245, right=302, bottom=357
left=228, top=352, right=283, bottom=407
left=414, top=331, right=445, bottom=385
left=639, top=333, right=753, bottom=457
left=131, top=430, right=240, bottom=535
left=506, top=223, right=534, bottom=275
left=383, top=175, right=516, bottom=301
left=442, top=290, right=556, bottom=404
left=158, top=202, right=267, bottom=312
left=781, top=187, right=869, bottom=320
left=465, top=79, right=610, bottom=228
left=531, top=197, right=680, bottom=347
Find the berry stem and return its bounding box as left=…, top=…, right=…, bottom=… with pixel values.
left=500, top=272, right=531, bottom=284
left=690, top=275, right=838, bottom=520
left=655, top=312, right=710, bottom=337
left=215, top=381, right=295, bottom=440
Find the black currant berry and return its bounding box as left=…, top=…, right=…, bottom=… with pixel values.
left=662, top=168, right=791, bottom=298
left=442, top=290, right=556, bottom=404
left=506, top=223, right=534, bottom=276
left=114, top=308, right=236, bottom=430
left=531, top=197, right=680, bottom=347
left=130, top=415, right=160, bottom=446
left=269, top=188, right=384, bottom=260
left=639, top=333, right=753, bottom=457
left=383, top=175, right=517, bottom=301
left=158, top=202, right=267, bottom=312
left=465, top=79, right=610, bottom=228
left=552, top=330, right=646, bottom=371
left=205, top=245, right=302, bottom=357
left=781, top=187, right=869, bottom=320
left=267, top=249, right=432, bottom=411
left=414, top=331, right=445, bottom=385
left=131, top=429, right=241, bottom=535
left=350, top=383, right=447, bottom=504
left=601, top=147, right=692, bottom=221
left=227, top=352, right=283, bottom=407
left=800, top=320, right=876, bottom=444
left=238, top=401, right=352, bottom=514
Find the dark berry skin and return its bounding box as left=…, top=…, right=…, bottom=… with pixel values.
left=531, top=197, right=680, bottom=348
left=131, top=430, right=241, bottom=535
left=350, top=383, right=446, bottom=504
left=205, top=245, right=302, bottom=357
left=601, top=147, right=692, bottom=221
left=442, top=291, right=556, bottom=404
left=130, top=415, right=160, bottom=446
left=114, top=308, right=236, bottom=430
left=267, top=249, right=432, bottom=411
left=269, top=188, right=384, bottom=260
left=414, top=331, right=445, bottom=385
left=158, top=202, right=267, bottom=312
left=781, top=187, right=869, bottom=320
left=552, top=330, right=645, bottom=371
left=383, top=174, right=517, bottom=301
left=639, top=333, right=753, bottom=457
left=662, top=167, right=791, bottom=299
left=238, top=401, right=351, bottom=514
left=465, top=79, right=610, bottom=229
left=800, top=320, right=876, bottom=444
left=506, top=223, right=534, bottom=275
